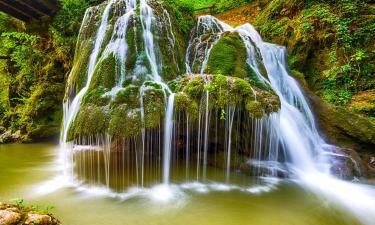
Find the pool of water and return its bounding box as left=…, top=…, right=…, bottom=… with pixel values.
left=0, top=143, right=364, bottom=225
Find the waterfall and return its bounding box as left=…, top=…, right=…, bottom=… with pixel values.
left=62, top=0, right=114, bottom=143
left=140, top=0, right=162, bottom=82
left=184, top=15, right=375, bottom=224
left=163, top=94, right=175, bottom=184
left=59, top=2, right=375, bottom=223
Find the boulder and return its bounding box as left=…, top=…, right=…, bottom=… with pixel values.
left=0, top=209, right=21, bottom=225
left=323, top=145, right=366, bottom=180
left=25, top=213, right=52, bottom=225
left=0, top=131, right=13, bottom=144
left=368, top=157, right=375, bottom=173
left=300, top=81, right=375, bottom=154
left=0, top=126, right=5, bottom=134
left=11, top=130, right=22, bottom=141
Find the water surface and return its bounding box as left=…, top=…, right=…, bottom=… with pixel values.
left=0, top=143, right=362, bottom=225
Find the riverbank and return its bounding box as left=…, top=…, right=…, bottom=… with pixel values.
left=0, top=201, right=60, bottom=225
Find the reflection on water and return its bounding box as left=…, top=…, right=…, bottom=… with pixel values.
left=0, top=143, right=363, bottom=225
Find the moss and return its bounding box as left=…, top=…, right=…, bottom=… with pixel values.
left=113, top=85, right=140, bottom=108
left=125, top=20, right=143, bottom=74
left=108, top=104, right=142, bottom=138
left=245, top=100, right=264, bottom=118
left=349, top=89, right=375, bottom=118
left=67, top=104, right=109, bottom=141
left=175, top=74, right=280, bottom=118
left=82, top=86, right=111, bottom=106
left=184, top=75, right=204, bottom=99
left=90, top=53, right=117, bottom=89
left=205, top=75, right=235, bottom=108
left=205, top=33, right=250, bottom=78
left=68, top=39, right=94, bottom=94
left=143, top=89, right=165, bottom=129
left=174, top=92, right=199, bottom=120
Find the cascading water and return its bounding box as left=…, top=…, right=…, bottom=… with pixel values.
left=62, top=0, right=114, bottom=143
left=186, top=16, right=375, bottom=224
left=58, top=1, right=375, bottom=223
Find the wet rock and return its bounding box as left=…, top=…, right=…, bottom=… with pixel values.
left=11, top=130, right=21, bottom=141
left=0, top=209, right=21, bottom=225
left=302, top=82, right=375, bottom=154
left=25, top=213, right=52, bottom=225
left=323, top=145, right=366, bottom=180
left=368, top=157, right=375, bottom=173
left=0, top=131, right=13, bottom=143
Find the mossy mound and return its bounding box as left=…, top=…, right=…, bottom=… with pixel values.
left=173, top=74, right=280, bottom=119
left=205, top=32, right=251, bottom=78
left=68, top=104, right=110, bottom=141
left=67, top=81, right=166, bottom=141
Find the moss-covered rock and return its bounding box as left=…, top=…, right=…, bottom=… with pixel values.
left=67, top=104, right=109, bottom=141
left=89, top=53, right=117, bottom=89
left=82, top=86, right=111, bottom=106
left=174, top=74, right=280, bottom=118
left=108, top=104, right=142, bottom=138
left=143, top=87, right=166, bottom=129
left=205, top=32, right=251, bottom=78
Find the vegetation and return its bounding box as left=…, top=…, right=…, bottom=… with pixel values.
left=1, top=200, right=60, bottom=225
left=0, top=0, right=374, bottom=143
left=178, top=0, right=254, bottom=13
left=255, top=0, right=375, bottom=119
left=205, top=33, right=251, bottom=78
left=0, top=0, right=105, bottom=142
left=173, top=75, right=280, bottom=119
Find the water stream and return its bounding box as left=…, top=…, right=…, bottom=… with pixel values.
left=55, top=2, right=375, bottom=224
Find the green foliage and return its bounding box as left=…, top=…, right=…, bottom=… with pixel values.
left=164, top=0, right=194, bottom=37
left=256, top=0, right=375, bottom=110
left=0, top=1, right=106, bottom=141
left=178, top=0, right=253, bottom=13
left=10, top=198, right=25, bottom=209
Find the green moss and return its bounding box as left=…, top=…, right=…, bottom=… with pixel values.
left=90, top=53, right=117, bottom=89
left=67, top=104, right=109, bottom=141
left=68, top=39, right=94, bottom=94
left=205, top=33, right=250, bottom=78
left=174, top=92, right=199, bottom=120
left=82, top=86, right=111, bottom=106
left=108, top=105, right=142, bottom=138
left=125, top=21, right=143, bottom=74
left=245, top=101, right=264, bottom=118
left=143, top=89, right=165, bottom=129
left=175, top=74, right=280, bottom=118
left=184, top=76, right=204, bottom=99
left=113, top=85, right=140, bottom=108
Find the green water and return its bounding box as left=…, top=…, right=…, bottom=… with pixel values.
left=0, top=143, right=363, bottom=225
